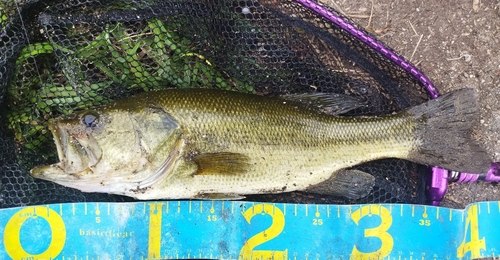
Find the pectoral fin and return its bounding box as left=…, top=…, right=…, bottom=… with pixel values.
left=305, top=169, right=375, bottom=199
left=193, top=152, right=251, bottom=176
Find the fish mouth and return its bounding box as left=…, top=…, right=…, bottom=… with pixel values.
left=49, top=120, right=103, bottom=174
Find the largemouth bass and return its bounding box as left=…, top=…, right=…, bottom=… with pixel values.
left=31, top=88, right=491, bottom=200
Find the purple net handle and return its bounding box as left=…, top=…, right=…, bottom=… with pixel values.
left=293, top=0, right=440, bottom=98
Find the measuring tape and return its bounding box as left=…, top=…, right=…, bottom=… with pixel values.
left=0, top=201, right=497, bottom=259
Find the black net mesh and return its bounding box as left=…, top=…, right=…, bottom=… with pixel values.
left=0, top=0, right=432, bottom=208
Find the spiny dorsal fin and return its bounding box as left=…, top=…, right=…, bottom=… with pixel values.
left=193, top=152, right=251, bottom=176
left=279, top=92, right=365, bottom=115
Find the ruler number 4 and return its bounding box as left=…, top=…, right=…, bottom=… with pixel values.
left=457, top=204, right=486, bottom=259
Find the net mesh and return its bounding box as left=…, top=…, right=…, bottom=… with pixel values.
left=0, top=0, right=431, bottom=208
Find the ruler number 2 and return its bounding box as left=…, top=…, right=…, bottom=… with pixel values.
left=239, top=204, right=288, bottom=259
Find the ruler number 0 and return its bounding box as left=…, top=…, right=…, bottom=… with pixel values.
left=239, top=204, right=288, bottom=259
left=4, top=206, right=66, bottom=259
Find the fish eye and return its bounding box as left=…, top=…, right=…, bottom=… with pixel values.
left=82, top=112, right=99, bottom=128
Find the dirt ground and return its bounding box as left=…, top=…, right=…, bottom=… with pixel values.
left=322, top=0, right=500, bottom=208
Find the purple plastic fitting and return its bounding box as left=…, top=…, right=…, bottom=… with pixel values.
left=429, top=163, right=500, bottom=205
left=295, top=0, right=500, bottom=204
left=490, top=162, right=500, bottom=176
left=428, top=168, right=449, bottom=206
left=457, top=163, right=500, bottom=183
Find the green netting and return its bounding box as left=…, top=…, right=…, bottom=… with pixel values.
left=0, top=0, right=430, bottom=207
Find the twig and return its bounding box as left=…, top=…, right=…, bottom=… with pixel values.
left=367, top=0, right=374, bottom=28
left=410, top=34, right=423, bottom=62
left=348, top=14, right=371, bottom=19
left=446, top=52, right=472, bottom=62
left=407, top=20, right=418, bottom=36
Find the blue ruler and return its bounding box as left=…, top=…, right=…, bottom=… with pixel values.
left=0, top=201, right=497, bottom=259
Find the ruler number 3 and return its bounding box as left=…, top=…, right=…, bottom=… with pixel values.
left=350, top=205, right=394, bottom=260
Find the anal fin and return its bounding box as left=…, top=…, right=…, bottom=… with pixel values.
left=305, top=169, right=375, bottom=199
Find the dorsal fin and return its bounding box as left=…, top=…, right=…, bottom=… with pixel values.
left=279, top=92, right=365, bottom=115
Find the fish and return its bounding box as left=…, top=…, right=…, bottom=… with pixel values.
left=30, top=88, right=491, bottom=200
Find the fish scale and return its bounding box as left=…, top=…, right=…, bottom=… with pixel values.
left=141, top=90, right=415, bottom=196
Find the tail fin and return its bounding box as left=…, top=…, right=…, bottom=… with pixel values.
left=408, top=88, right=491, bottom=173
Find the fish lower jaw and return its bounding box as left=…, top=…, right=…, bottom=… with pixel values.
left=30, top=163, right=65, bottom=178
